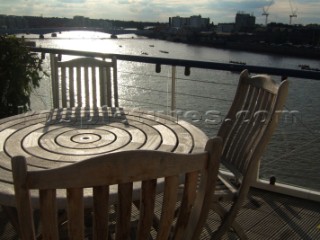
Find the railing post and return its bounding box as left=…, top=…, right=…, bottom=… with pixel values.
left=252, top=159, right=261, bottom=184
left=50, top=53, right=58, bottom=108
left=112, top=56, right=119, bottom=107
left=171, top=66, right=176, bottom=117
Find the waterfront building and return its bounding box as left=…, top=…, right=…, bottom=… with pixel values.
left=72, top=15, right=91, bottom=27
left=170, top=15, right=210, bottom=29
left=189, top=15, right=210, bottom=29
left=235, top=11, right=255, bottom=32
left=0, top=15, right=6, bottom=29
left=0, top=15, right=28, bottom=29
left=170, top=16, right=188, bottom=28
left=216, top=23, right=235, bottom=33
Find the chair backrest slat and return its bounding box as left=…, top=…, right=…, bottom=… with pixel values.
left=51, top=56, right=118, bottom=108
left=12, top=156, right=36, bottom=240
left=60, top=66, right=67, bottom=107
left=236, top=90, right=272, bottom=172
left=116, top=183, right=133, bottom=240
left=137, top=179, right=157, bottom=239
left=39, top=189, right=59, bottom=240
left=112, top=58, right=119, bottom=107
left=173, top=171, right=198, bottom=239
left=76, top=66, right=82, bottom=107
left=84, top=66, right=90, bottom=107
left=12, top=138, right=222, bottom=240
left=69, top=68, right=75, bottom=107
left=228, top=86, right=260, bottom=169
left=93, top=186, right=109, bottom=240
left=91, top=66, right=97, bottom=107
left=157, top=175, right=179, bottom=239
left=67, top=188, right=85, bottom=239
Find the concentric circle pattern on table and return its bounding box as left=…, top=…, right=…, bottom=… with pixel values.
left=0, top=108, right=206, bottom=168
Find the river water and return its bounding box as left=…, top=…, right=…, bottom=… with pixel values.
left=21, top=31, right=320, bottom=191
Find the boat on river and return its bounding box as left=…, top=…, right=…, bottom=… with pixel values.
left=299, top=64, right=320, bottom=71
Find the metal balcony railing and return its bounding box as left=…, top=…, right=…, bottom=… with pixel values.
left=30, top=47, right=320, bottom=202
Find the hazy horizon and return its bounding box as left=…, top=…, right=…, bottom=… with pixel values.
left=1, top=0, right=320, bottom=25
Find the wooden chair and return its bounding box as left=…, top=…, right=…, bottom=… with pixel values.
left=211, top=69, right=289, bottom=239
left=50, top=55, right=119, bottom=108
left=12, top=137, right=222, bottom=240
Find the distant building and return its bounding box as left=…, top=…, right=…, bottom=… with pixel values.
left=170, top=16, right=188, bottom=28
left=0, top=15, right=28, bottom=29
left=217, top=23, right=235, bottom=33
left=189, top=15, right=210, bottom=29
left=71, top=16, right=112, bottom=29
left=72, top=16, right=90, bottom=27
left=169, top=15, right=210, bottom=29
left=0, top=15, right=6, bottom=29
left=235, top=12, right=255, bottom=32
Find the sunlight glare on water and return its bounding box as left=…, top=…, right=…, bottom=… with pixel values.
left=37, top=31, right=122, bottom=54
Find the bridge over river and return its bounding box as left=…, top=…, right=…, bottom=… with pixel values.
left=0, top=27, right=148, bottom=36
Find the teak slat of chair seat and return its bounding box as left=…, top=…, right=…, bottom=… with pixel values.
left=210, top=69, right=289, bottom=239
left=12, top=137, right=222, bottom=240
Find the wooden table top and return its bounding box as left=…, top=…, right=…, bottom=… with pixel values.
left=0, top=107, right=208, bottom=207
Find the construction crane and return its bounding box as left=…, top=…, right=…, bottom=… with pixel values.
left=262, top=0, right=273, bottom=26
left=289, top=0, right=297, bottom=24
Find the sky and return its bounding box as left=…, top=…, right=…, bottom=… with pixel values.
left=1, top=0, right=320, bottom=25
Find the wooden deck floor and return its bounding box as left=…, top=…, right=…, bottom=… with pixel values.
left=1, top=188, right=319, bottom=239
left=202, top=188, right=320, bottom=240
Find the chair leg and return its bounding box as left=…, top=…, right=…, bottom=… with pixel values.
left=210, top=202, right=248, bottom=240
left=230, top=220, right=248, bottom=240
left=210, top=203, right=228, bottom=240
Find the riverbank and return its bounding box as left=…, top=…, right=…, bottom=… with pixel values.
left=141, top=31, right=320, bottom=60
left=206, top=41, right=320, bottom=60
left=165, top=38, right=320, bottom=60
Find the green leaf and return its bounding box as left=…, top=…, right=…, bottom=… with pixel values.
left=0, top=35, right=46, bottom=118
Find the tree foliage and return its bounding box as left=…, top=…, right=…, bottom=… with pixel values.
left=0, top=35, right=45, bottom=118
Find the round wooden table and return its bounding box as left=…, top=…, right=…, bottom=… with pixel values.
left=0, top=107, right=208, bottom=207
